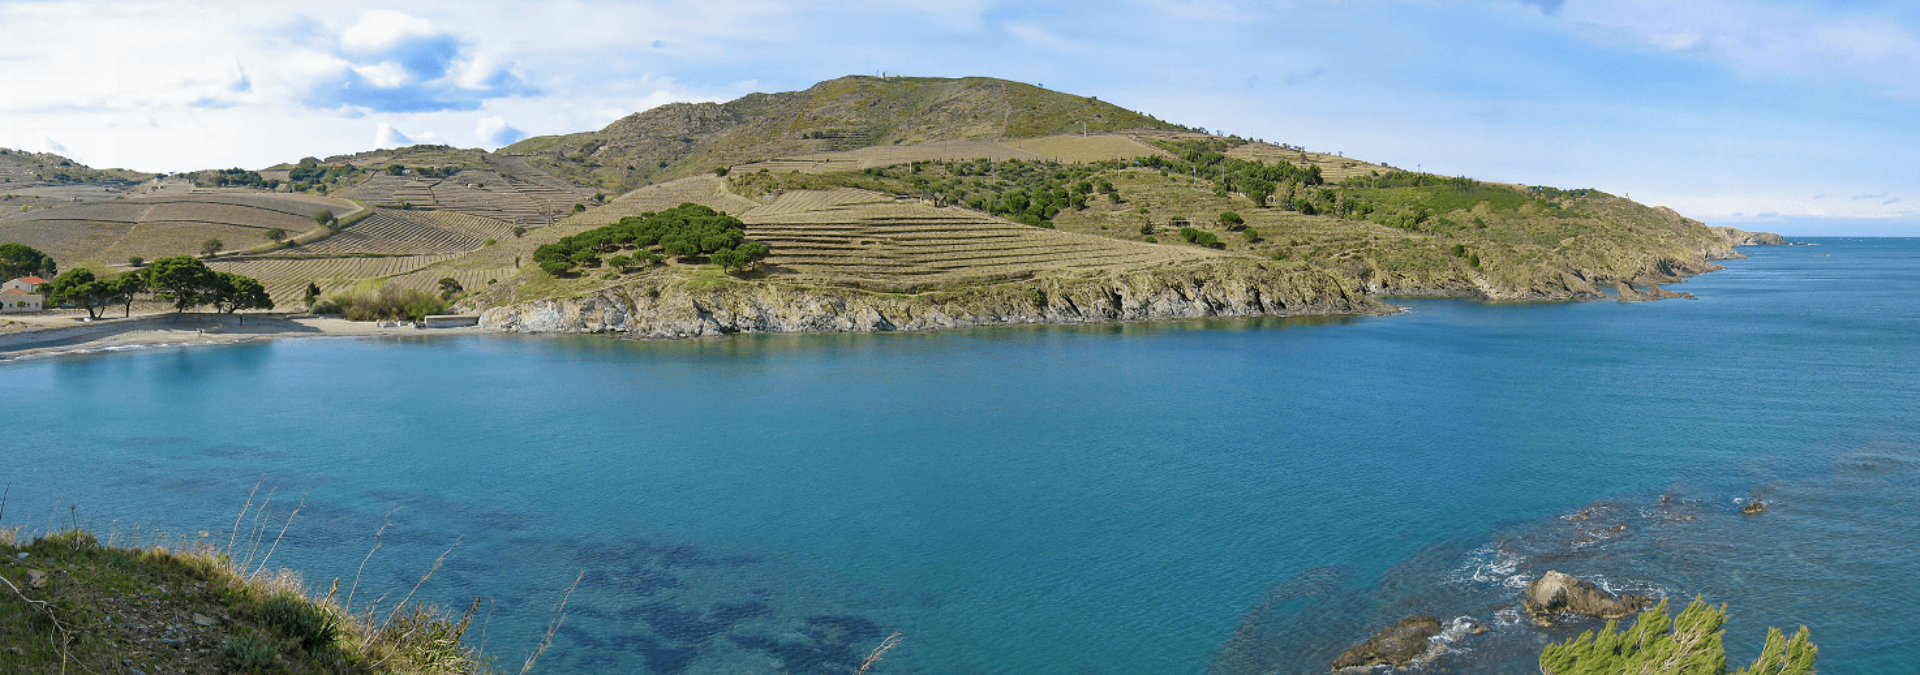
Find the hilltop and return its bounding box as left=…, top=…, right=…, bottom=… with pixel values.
left=0, top=75, right=1780, bottom=339
left=502, top=75, right=1194, bottom=192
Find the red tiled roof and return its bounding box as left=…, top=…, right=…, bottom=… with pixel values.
left=2, top=288, right=26, bottom=295
left=17, top=276, right=46, bottom=284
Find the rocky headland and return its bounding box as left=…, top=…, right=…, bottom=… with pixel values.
left=479, top=261, right=1377, bottom=337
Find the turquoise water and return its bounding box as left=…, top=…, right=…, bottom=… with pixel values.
left=3, top=238, right=1916, bottom=673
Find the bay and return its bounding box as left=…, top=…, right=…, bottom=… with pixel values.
left=3, top=238, right=1915, bottom=673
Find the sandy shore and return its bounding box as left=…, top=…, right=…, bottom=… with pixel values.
left=0, top=312, right=494, bottom=363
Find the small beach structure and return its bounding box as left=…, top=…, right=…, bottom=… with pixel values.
left=423, top=315, right=479, bottom=328
left=1, top=287, right=43, bottom=312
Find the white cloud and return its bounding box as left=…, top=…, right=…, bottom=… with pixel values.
left=474, top=115, right=525, bottom=146
left=374, top=122, right=413, bottom=148
left=1559, top=0, right=1920, bottom=98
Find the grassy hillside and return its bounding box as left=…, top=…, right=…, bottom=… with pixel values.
left=502, top=75, right=1193, bottom=192
left=0, top=148, right=155, bottom=186
left=0, top=528, right=489, bottom=675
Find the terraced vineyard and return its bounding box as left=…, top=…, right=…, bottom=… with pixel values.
left=0, top=192, right=356, bottom=263
left=274, top=210, right=488, bottom=256
left=740, top=189, right=1220, bottom=290
left=209, top=254, right=465, bottom=306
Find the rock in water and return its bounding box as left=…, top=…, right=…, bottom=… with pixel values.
left=1523, top=570, right=1651, bottom=624
left=1329, top=615, right=1443, bottom=672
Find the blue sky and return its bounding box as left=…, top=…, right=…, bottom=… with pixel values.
left=2, top=0, right=1916, bottom=235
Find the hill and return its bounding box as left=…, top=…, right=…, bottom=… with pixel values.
left=501, top=75, right=1193, bottom=192
left=0, top=75, right=1780, bottom=323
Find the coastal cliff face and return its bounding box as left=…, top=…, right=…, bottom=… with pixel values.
left=480, top=261, right=1376, bottom=337
left=1709, top=225, right=1788, bottom=247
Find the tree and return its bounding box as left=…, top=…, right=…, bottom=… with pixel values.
left=143, top=255, right=218, bottom=312
left=42, top=269, right=112, bottom=318
left=265, top=227, right=289, bottom=243
left=606, top=254, right=634, bottom=273
left=200, top=239, right=223, bottom=257
left=1540, top=598, right=1815, bottom=675
left=437, top=277, right=464, bottom=300
left=313, top=209, right=335, bottom=227
left=109, top=272, right=146, bottom=317
left=0, top=242, right=56, bottom=279
left=303, top=282, right=322, bottom=309
left=128, top=256, right=144, bottom=268
left=207, top=272, right=273, bottom=321
left=1218, top=211, right=1245, bottom=230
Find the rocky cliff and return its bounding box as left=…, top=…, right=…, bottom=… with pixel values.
left=480, top=261, right=1376, bottom=337
left=1709, top=225, right=1788, bottom=247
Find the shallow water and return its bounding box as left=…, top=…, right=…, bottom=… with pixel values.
left=3, top=238, right=1916, bottom=674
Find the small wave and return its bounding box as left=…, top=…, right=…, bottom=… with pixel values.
left=1447, top=545, right=1527, bottom=588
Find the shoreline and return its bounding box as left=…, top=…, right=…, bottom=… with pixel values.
left=0, top=312, right=491, bottom=363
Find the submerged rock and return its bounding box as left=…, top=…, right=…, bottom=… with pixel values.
left=1329, top=615, right=1443, bottom=673
left=1523, top=570, right=1651, bottom=624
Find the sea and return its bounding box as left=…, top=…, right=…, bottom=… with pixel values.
left=2, top=237, right=1915, bottom=674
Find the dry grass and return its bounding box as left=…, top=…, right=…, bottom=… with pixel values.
left=730, top=133, right=1169, bottom=176
left=1223, top=142, right=1389, bottom=184
left=563, top=175, right=760, bottom=226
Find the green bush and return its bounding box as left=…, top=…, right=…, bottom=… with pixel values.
left=538, top=259, right=574, bottom=276
left=257, top=592, right=339, bottom=651
left=1540, top=598, right=1815, bottom=675
left=331, top=285, right=447, bottom=321
left=223, top=633, right=280, bottom=672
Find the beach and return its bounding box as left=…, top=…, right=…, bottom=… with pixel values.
left=0, top=311, right=490, bottom=362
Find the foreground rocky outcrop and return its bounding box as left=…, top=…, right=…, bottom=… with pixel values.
left=1330, top=615, right=1444, bottom=673
left=481, top=261, right=1378, bottom=337
left=1523, top=570, right=1653, bottom=625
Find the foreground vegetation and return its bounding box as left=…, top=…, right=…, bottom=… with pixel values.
left=0, top=527, right=489, bottom=675
left=1540, top=598, right=1816, bottom=675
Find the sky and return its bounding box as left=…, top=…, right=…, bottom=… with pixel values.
left=3, top=0, right=1917, bottom=235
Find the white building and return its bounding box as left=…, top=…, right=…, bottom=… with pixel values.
left=2, top=276, right=46, bottom=312
left=1, top=287, right=42, bottom=312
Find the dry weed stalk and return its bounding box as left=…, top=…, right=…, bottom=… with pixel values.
left=376, top=536, right=463, bottom=636
left=857, top=632, right=905, bottom=674
left=250, top=495, right=305, bottom=578
left=226, top=476, right=265, bottom=554
left=519, top=570, right=585, bottom=675
left=345, top=506, right=398, bottom=613
left=1, top=570, right=90, bottom=674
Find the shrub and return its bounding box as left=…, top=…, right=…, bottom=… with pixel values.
left=257, top=591, right=339, bottom=651
left=222, top=633, right=280, bottom=671
left=1242, top=228, right=1263, bottom=243
left=1540, top=598, right=1815, bottom=675
left=538, top=259, right=574, bottom=276
left=331, top=285, right=447, bottom=321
